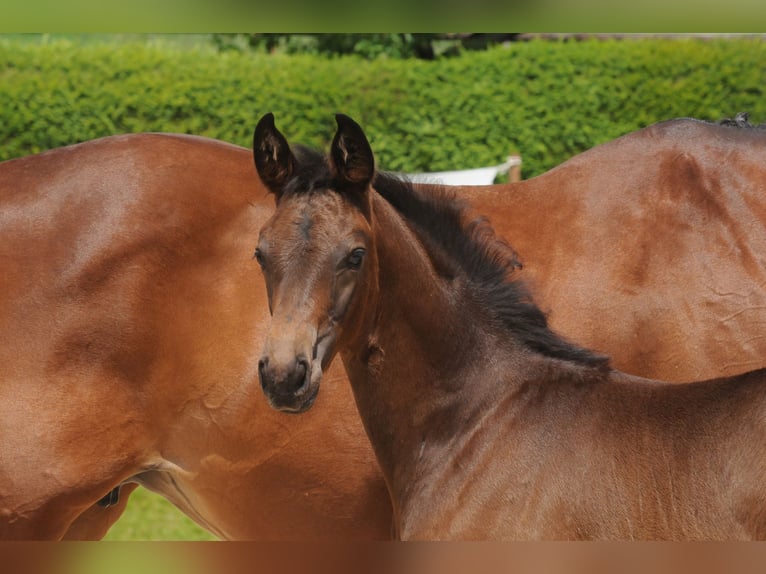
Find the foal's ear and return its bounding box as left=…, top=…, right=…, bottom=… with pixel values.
left=253, top=112, right=295, bottom=197
left=331, top=114, right=375, bottom=190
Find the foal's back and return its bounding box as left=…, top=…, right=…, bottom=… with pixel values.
left=432, top=363, right=766, bottom=540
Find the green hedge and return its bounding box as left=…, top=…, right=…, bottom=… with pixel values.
left=1, top=37, right=765, bottom=178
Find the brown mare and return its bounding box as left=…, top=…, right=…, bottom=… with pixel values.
left=255, top=113, right=766, bottom=540
left=0, top=133, right=389, bottom=540
left=3, top=113, right=766, bottom=539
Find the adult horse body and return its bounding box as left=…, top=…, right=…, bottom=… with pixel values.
left=0, top=134, right=389, bottom=540
left=255, top=114, right=766, bottom=540
left=451, top=116, right=766, bottom=382
left=3, top=115, right=766, bottom=539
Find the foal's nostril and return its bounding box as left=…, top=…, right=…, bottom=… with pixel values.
left=286, top=357, right=309, bottom=394
left=258, top=358, right=269, bottom=389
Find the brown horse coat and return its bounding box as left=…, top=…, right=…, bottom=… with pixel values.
left=2, top=115, right=766, bottom=538
left=0, top=134, right=389, bottom=540
left=452, top=117, right=766, bottom=382
left=255, top=114, right=766, bottom=540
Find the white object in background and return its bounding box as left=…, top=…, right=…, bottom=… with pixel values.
left=405, top=155, right=522, bottom=186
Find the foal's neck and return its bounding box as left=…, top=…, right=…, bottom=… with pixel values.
left=340, top=194, right=528, bottom=513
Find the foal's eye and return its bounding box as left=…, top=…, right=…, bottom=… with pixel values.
left=254, top=248, right=266, bottom=268
left=347, top=248, right=366, bottom=270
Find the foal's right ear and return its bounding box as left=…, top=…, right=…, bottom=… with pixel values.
left=253, top=113, right=295, bottom=198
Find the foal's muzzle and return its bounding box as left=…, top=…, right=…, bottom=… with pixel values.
left=258, top=353, right=319, bottom=413
left=258, top=315, right=335, bottom=413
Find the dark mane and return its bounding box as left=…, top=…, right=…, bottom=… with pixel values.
left=717, top=112, right=766, bottom=129
left=372, top=171, right=610, bottom=370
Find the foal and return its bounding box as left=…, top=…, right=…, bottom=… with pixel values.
left=255, top=112, right=766, bottom=540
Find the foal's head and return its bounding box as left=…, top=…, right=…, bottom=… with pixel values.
left=253, top=113, right=377, bottom=413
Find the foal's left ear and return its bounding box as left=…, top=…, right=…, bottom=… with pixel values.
left=331, top=114, right=375, bottom=190
left=253, top=112, right=295, bottom=198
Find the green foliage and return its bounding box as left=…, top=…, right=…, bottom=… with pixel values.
left=212, top=33, right=457, bottom=59
left=1, top=37, right=765, bottom=178
left=103, top=487, right=216, bottom=540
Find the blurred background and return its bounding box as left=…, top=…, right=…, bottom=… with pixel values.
left=2, top=33, right=765, bottom=182
left=5, top=0, right=766, bottom=31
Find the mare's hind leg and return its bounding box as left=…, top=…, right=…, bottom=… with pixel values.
left=0, top=376, right=153, bottom=539
left=61, top=483, right=139, bottom=540
left=0, top=460, right=148, bottom=540
left=0, top=466, right=147, bottom=540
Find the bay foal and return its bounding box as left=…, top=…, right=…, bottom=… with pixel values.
left=256, top=113, right=766, bottom=540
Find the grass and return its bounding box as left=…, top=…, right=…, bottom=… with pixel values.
left=103, top=487, right=217, bottom=541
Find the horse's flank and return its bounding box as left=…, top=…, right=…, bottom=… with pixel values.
left=450, top=116, right=766, bottom=382
left=0, top=133, right=390, bottom=540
